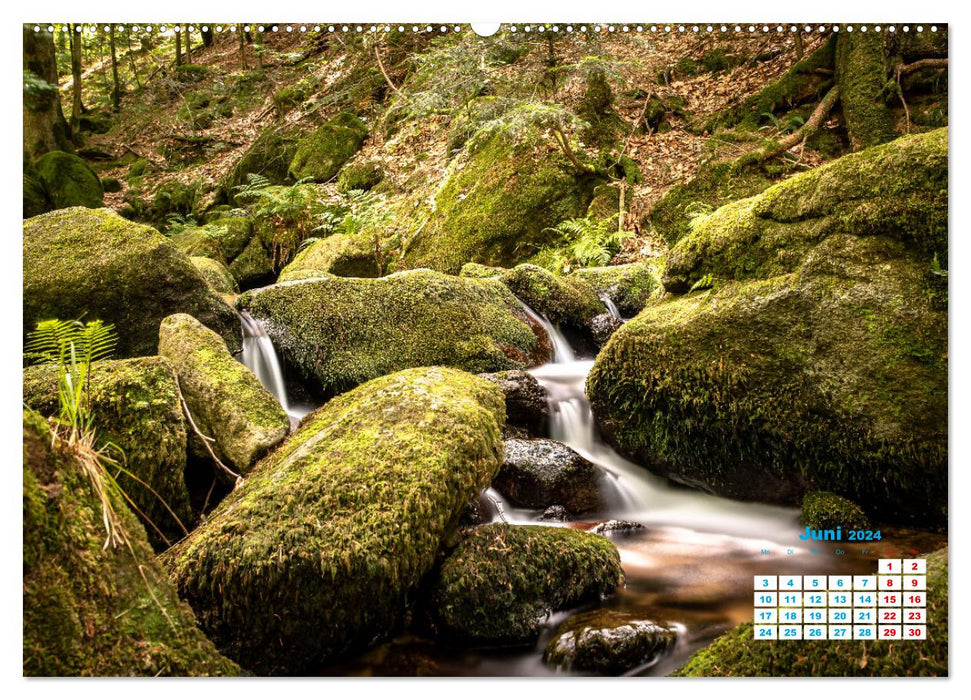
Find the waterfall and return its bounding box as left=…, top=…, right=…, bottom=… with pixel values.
left=240, top=311, right=290, bottom=414
left=516, top=301, right=575, bottom=363
left=600, top=294, right=622, bottom=320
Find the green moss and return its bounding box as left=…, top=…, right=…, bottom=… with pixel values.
left=149, top=180, right=200, bottom=228
left=164, top=367, right=505, bottom=673
left=459, top=262, right=505, bottom=279
left=175, top=63, right=212, bottom=83
left=158, top=314, right=289, bottom=473
left=238, top=269, right=544, bottom=395
left=701, top=48, right=734, bottom=73
left=272, top=74, right=321, bottom=113
left=23, top=173, right=51, bottom=218
left=227, top=235, right=274, bottom=288
left=544, top=609, right=677, bottom=674
left=23, top=207, right=241, bottom=358
left=127, top=158, right=149, bottom=178
left=288, top=112, right=368, bottom=182
left=278, top=234, right=379, bottom=281
left=499, top=264, right=604, bottom=329
left=835, top=31, right=897, bottom=150
left=171, top=217, right=255, bottom=266
left=801, top=491, right=870, bottom=530
left=34, top=150, right=103, bottom=210
left=23, top=358, right=193, bottom=551
left=221, top=125, right=302, bottom=202
left=191, top=257, right=237, bottom=295
left=422, top=523, right=623, bottom=644
left=571, top=262, right=662, bottom=318
left=23, top=409, right=240, bottom=676
left=675, top=547, right=948, bottom=676
left=337, top=160, right=385, bottom=193
left=402, top=132, right=601, bottom=274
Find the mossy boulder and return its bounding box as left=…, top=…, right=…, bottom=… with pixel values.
left=801, top=491, right=870, bottom=530
left=171, top=217, right=254, bottom=266
left=164, top=367, right=506, bottom=673
left=237, top=269, right=548, bottom=396
left=22, top=357, right=193, bottom=551
left=148, top=180, right=200, bottom=228
left=422, top=523, right=623, bottom=645
left=158, top=314, right=289, bottom=473
left=222, top=125, right=302, bottom=203
left=675, top=547, right=948, bottom=676
left=33, top=150, right=104, bottom=210
left=402, top=133, right=601, bottom=274
left=23, top=207, right=241, bottom=357
left=277, top=234, right=379, bottom=281
left=190, top=256, right=237, bottom=296
left=227, top=236, right=274, bottom=288
left=498, top=264, right=605, bottom=330
left=494, top=438, right=604, bottom=513
left=288, top=112, right=368, bottom=183
left=337, top=160, right=385, bottom=193
left=587, top=130, right=948, bottom=527
left=544, top=610, right=677, bottom=674
left=23, top=409, right=240, bottom=676
left=571, top=262, right=662, bottom=318
left=23, top=173, right=51, bottom=218
left=460, top=262, right=505, bottom=279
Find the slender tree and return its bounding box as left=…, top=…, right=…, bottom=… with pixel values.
left=175, top=26, right=182, bottom=66
left=184, top=25, right=193, bottom=64
left=68, top=24, right=85, bottom=130
left=254, top=27, right=264, bottom=69
left=237, top=25, right=248, bottom=69
left=109, top=25, right=121, bottom=111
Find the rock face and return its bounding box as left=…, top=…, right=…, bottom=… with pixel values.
left=288, top=112, right=368, bottom=182
left=571, top=262, right=661, bottom=318
left=675, top=547, right=948, bottom=677
left=22, top=409, right=239, bottom=677
left=238, top=269, right=549, bottom=396
left=402, top=133, right=600, bottom=274
left=478, top=370, right=549, bottom=435
left=277, top=233, right=380, bottom=281
left=33, top=150, right=104, bottom=210
left=23, top=208, right=241, bottom=358
left=588, top=129, right=947, bottom=527
left=498, top=264, right=605, bottom=330
left=422, top=523, right=623, bottom=644
left=158, top=314, right=290, bottom=474
left=544, top=610, right=677, bottom=674
left=494, top=438, right=604, bottom=513
left=22, top=357, right=193, bottom=551
left=165, top=367, right=506, bottom=674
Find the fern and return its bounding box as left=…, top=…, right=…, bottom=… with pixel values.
left=540, top=214, right=630, bottom=272
left=689, top=273, right=715, bottom=292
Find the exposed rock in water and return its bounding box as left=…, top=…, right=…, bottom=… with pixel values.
left=237, top=269, right=550, bottom=396
left=33, top=150, right=104, bottom=211
left=570, top=262, right=662, bottom=318
left=158, top=314, right=290, bottom=474
left=674, top=547, right=948, bottom=677
left=589, top=313, right=624, bottom=346
left=539, top=505, right=570, bottom=522
left=590, top=520, right=646, bottom=537
left=422, top=523, right=623, bottom=645
left=493, top=438, right=605, bottom=513
left=23, top=207, right=241, bottom=357
left=164, top=367, right=506, bottom=674
left=800, top=491, right=871, bottom=530
left=277, top=233, right=380, bottom=281
left=288, top=112, right=368, bottom=183
left=22, top=357, right=193, bottom=551
left=22, top=409, right=239, bottom=676
left=478, top=369, right=549, bottom=435
left=544, top=609, right=677, bottom=674
left=588, top=129, right=948, bottom=528
left=401, top=131, right=601, bottom=274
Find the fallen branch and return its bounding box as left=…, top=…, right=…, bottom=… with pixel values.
left=374, top=44, right=402, bottom=97
left=175, top=378, right=243, bottom=487
left=896, top=58, right=948, bottom=79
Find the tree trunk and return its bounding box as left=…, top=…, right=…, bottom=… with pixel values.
left=184, top=25, right=193, bottom=64
left=126, top=30, right=142, bottom=89
left=201, top=26, right=213, bottom=48
left=23, top=26, right=73, bottom=161
left=175, top=28, right=182, bottom=66
left=835, top=31, right=897, bottom=150
left=254, top=28, right=264, bottom=69
left=68, top=24, right=85, bottom=129
left=237, top=25, right=248, bottom=69
left=109, top=26, right=121, bottom=111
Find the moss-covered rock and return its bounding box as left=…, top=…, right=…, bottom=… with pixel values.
left=402, top=133, right=601, bottom=274
left=570, top=262, right=662, bottom=318
left=227, top=236, right=275, bottom=289
left=422, top=523, right=623, bottom=644
left=288, top=112, right=368, bottom=183
left=171, top=217, right=254, bottom=265
left=222, top=125, right=302, bottom=203
left=190, top=257, right=237, bottom=296
left=337, top=160, right=385, bottom=193
left=675, top=547, right=948, bottom=676
left=165, top=367, right=506, bottom=673
left=23, top=358, right=193, bottom=551
left=498, top=264, right=605, bottom=330
left=23, top=409, right=240, bottom=676
left=23, top=173, right=51, bottom=218
left=478, top=370, right=548, bottom=435
left=23, top=207, right=241, bottom=357
left=544, top=610, right=677, bottom=674
left=33, top=150, right=103, bottom=210
left=158, top=314, right=289, bottom=474
left=460, top=262, right=505, bottom=279
left=801, top=491, right=870, bottom=530
left=148, top=180, right=200, bottom=228
left=237, top=269, right=548, bottom=396
left=277, top=234, right=379, bottom=281
left=588, top=131, right=948, bottom=527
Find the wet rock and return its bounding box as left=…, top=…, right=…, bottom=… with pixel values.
left=589, top=313, right=624, bottom=346
left=164, top=367, right=505, bottom=674
left=544, top=609, right=677, bottom=674
left=539, top=505, right=570, bottom=522
left=479, top=370, right=549, bottom=435
left=494, top=438, right=604, bottom=513
left=422, top=523, right=623, bottom=644
left=590, top=520, right=646, bottom=537
left=571, top=262, right=662, bottom=318
left=498, top=264, right=605, bottom=332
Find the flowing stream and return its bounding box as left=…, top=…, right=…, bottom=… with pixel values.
left=239, top=306, right=941, bottom=676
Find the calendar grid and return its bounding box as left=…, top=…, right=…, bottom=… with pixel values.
left=753, top=559, right=927, bottom=641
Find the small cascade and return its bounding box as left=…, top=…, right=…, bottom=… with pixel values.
left=240, top=311, right=290, bottom=414
left=600, top=294, right=622, bottom=320
left=516, top=301, right=575, bottom=363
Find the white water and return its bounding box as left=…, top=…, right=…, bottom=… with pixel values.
left=600, top=295, right=623, bottom=320
left=517, top=301, right=575, bottom=363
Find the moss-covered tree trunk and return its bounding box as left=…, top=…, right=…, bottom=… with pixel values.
left=835, top=31, right=897, bottom=150
left=23, top=26, right=73, bottom=162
